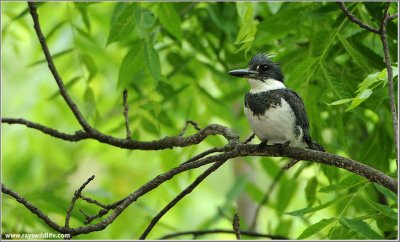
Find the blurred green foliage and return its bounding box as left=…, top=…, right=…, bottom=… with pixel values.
left=2, top=2, right=398, bottom=240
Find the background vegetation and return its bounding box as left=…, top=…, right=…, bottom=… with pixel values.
left=2, top=1, right=398, bottom=240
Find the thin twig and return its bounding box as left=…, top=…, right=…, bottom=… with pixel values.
left=180, top=147, right=226, bottom=165
left=387, top=13, right=398, bottom=21
left=139, top=160, right=229, bottom=239
left=243, top=133, right=255, bottom=144
left=232, top=213, right=241, bottom=240
left=2, top=118, right=90, bottom=141
left=2, top=183, right=68, bottom=233
left=79, top=194, right=106, bottom=208
left=123, top=89, right=131, bottom=140
left=158, top=229, right=289, bottom=240
left=282, top=159, right=301, bottom=170
left=2, top=117, right=240, bottom=151
left=27, top=2, right=94, bottom=133
left=379, top=2, right=398, bottom=163
left=179, top=120, right=201, bottom=136
left=81, top=207, right=111, bottom=225
left=337, top=2, right=380, bottom=34
left=65, top=175, right=95, bottom=228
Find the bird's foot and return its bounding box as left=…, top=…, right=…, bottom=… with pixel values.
left=257, top=140, right=269, bottom=150
left=276, top=141, right=290, bottom=153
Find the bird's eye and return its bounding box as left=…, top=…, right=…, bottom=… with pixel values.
left=260, top=64, right=268, bottom=70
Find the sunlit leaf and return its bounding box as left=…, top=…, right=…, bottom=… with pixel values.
left=305, top=177, right=318, bottom=206
left=45, top=21, right=67, bottom=41
left=144, top=41, right=161, bottom=81
left=136, top=8, right=156, bottom=29
left=107, top=4, right=137, bottom=45
left=47, top=76, right=81, bottom=100
left=28, top=48, right=75, bottom=67
left=81, top=54, right=98, bottom=83
left=117, top=41, right=147, bottom=89
left=157, top=4, right=182, bottom=41
left=235, top=2, right=257, bottom=54
left=327, top=98, right=352, bottom=106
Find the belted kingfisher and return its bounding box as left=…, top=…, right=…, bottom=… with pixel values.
left=228, top=53, right=324, bottom=151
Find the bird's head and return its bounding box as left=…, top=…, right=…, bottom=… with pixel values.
left=228, top=53, right=284, bottom=83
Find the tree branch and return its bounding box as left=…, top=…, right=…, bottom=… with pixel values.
left=387, top=13, right=398, bottom=21
left=2, top=142, right=397, bottom=237
left=65, top=175, right=95, bottom=228
left=1, top=118, right=90, bottom=141
left=122, top=89, right=131, bottom=140
left=158, top=229, right=289, bottom=240
left=139, top=159, right=228, bottom=239
left=27, top=2, right=94, bottom=133
left=2, top=2, right=397, bottom=239
left=2, top=183, right=68, bottom=233
left=2, top=117, right=240, bottom=151
left=337, top=2, right=380, bottom=34
left=338, top=1, right=398, bottom=164
left=232, top=213, right=241, bottom=240
left=379, top=2, right=398, bottom=160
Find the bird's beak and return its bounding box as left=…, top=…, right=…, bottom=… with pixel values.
left=228, top=68, right=258, bottom=78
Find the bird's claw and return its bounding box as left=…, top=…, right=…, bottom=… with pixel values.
left=257, top=140, right=268, bottom=150
left=277, top=141, right=290, bottom=153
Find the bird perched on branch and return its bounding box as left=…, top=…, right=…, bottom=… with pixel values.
left=228, top=53, right=324, bottom=151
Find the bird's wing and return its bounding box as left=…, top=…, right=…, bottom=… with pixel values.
left=279, top=89, right=310, bottom=136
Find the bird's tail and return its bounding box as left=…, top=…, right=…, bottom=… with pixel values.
left=308, top=140, right=325, bottom=152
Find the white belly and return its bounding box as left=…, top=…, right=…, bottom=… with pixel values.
left=244, top=98, right=306, bottom=148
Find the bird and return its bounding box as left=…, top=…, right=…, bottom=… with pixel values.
left=228, top=53, right=324, bottom=151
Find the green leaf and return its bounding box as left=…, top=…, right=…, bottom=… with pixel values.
left=245, top=182, right=264, bottom=203
left=45, top=21, right=67, bottom=41
left=84, top=86, right=96, bottom=119
left=226, top=175, right=248, bottom=202
left=373, top=183, right=397, bottom=202
left=305, top=177, right=318, bottom=206
left=362, top=197, right=397, bottom=220
left=339, top=218, right=384, bottom=239
left=136, top=8, right=156, bottom=29
left=345, top=66, right=398, bottom=111
left=327, top=98, right=352, bottom=106
left=28, top=48, right=74, bottom=67
left=144, top=42, right=161, bottom=81
left=81, top=54, right=98, bottom=83
left=117, top=41, right=147, bottom=89
left=338, top=34, right=370, bottom=73
left=297, top=218, right=337, bottom=239
left=319, top=174, right=366, bottom=193
left=235, top=2, right=257, bottom=53
left=376, top=215, right=397, bottom=231
left=74, top=2, right=94, bottom=32
left=140, top=116, right=159, bottom=136
left=47, top=76, right=81, bottom=100
left=285, top=194, right=351, bottom=216
left=277, top=179, right=298, bottom=212
left=157, top=4, right=182, bottom=41
left=329, top=225, right=358, bottom=239
left=107, top=4, right=137, bottom=45
left=346, top=89, right=373, bottom=111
